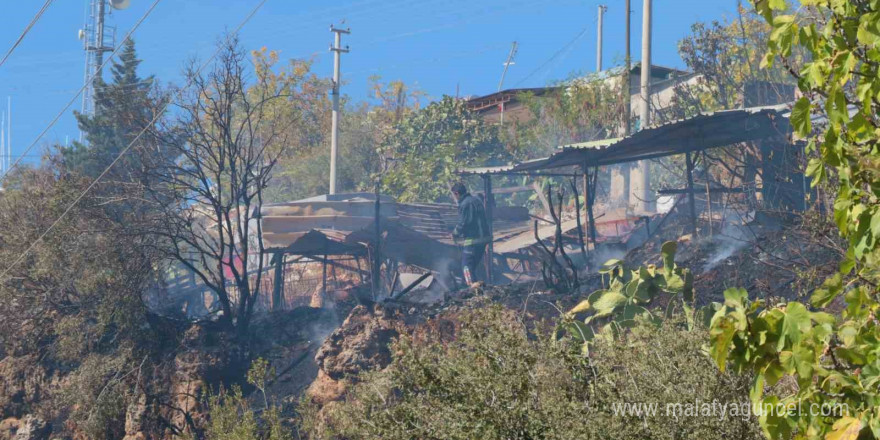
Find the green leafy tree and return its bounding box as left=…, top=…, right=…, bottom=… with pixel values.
left=381, top=96, right=507, bottom=202
left=512, top=77, right=624, bottom=157
left=62, top=39, right=164, bottom=180
left=708, top=1, right=880, bottom=439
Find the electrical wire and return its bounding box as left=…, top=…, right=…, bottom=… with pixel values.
left=0, top=0, right=56, bottom=70
left=514, top=27, right=589, bottom=87
left=0, top=0, right=270, bottom=281
left=0, top=0, right=163, bottom=185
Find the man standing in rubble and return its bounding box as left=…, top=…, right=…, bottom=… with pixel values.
left=451, top=182, right=491, bottom=286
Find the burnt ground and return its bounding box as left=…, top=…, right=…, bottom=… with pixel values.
left=623, top=212, right=844, bottom=306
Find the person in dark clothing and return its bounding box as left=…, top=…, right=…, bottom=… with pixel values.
left=451, top=182, right=490, bottom=285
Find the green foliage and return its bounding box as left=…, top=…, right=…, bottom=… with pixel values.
left=673, top=8, right=794, bottom=116
left=380, top=96, right=508, bottom=202
left=200, top=386, right=291, bottom=440
left=587, top=315, right=764, bottom=440
left=302, top=306, right=763, bottom=440
left=62, top=39, right=165, bottom=179
left=0, top=166, right=155, bottom=359
left=560, top=240, right=694, bottom=352
left=511, top=78, right=623, bottom=157
left=61, top=351, right=135, bottom=439
left=265, top=73, right=421, bottom=201
left=707, top=2, right=880, bottom=438
left=199, top=359, right=291, bottom=440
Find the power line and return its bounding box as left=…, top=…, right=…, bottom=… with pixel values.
left=0, top=0, right=56, bottom=70
left=0, top=0, right=163, bottom=185
left=0, top=0, right=270, bottom=281
left=514, top=27, right=589, bottom=88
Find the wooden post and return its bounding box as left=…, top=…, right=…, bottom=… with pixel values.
left=583, top=163, right=597, bottom=245
left=372, top=185, right=382, bottom=299
left=703, top=151, right=713, bottom=235
left=570, top=177, right=588, bottom=258
left=322, top=252, right=328, bottom=298
left=355, top=255, right=364, bottom=284
left=685, top=152, right=697, bottom=234
left=482, top=174, right=495, bottom=284
left=272, top=253, right=284, bottom=311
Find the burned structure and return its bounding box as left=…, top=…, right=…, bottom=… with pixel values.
left=458, top=104, right=807, bottom=285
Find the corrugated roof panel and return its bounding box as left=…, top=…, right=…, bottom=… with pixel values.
left=458, top=105, right=791, bottom=175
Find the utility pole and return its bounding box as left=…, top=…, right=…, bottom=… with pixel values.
left=636, top=0, right=654, bottom=212
left=497, top=41, right=518, bottom=125
left=624, top=0, right=631, bottom=135
left=1, top=109, right=5, bottom=177
left=329, top=25, right=350, bottom=195
left=6, top=98, right=9, bottom=174
left=498, top=41, right=518, bottom=92
left=596, top=5, right=607, bottom=72
left=613, top=0, right=631, bottom=208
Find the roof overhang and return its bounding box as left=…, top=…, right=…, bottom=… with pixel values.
left=459, top=104, right=791, bottom=176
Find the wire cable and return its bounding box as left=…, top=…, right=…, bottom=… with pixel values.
left=0, top=0, right=56, bottom=70
left=0, top=0, right=270, bottom=281
left=514, top=27, right=589, bottom=87
left=0, top=0, right=163, bottom=185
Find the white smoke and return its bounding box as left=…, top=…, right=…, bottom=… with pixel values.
left=702, top=220, right=751, bottom=272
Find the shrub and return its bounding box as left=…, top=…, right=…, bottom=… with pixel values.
left=587, top=316, right=763, bottom=440
left=197, top=358, right=292, bottom=440
left=301, top=306, right=763, bottom=440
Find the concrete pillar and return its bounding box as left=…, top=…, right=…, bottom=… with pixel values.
left=610, top=164, right=630, bottom=208
left=629, top=161, right=654, bottom=214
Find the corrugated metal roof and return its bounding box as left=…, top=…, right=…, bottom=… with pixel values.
left=459, top=104, right=791, bottom=175
left=562, top=137, right=623, bottom=150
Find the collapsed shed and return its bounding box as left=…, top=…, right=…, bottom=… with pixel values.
left=459, top=104, right=807, bottom=281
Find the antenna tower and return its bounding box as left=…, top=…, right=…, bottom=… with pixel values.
left=79, top=0, right=117, bottom=118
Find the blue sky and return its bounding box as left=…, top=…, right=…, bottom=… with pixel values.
left=0, top=0, right=741, bottom=163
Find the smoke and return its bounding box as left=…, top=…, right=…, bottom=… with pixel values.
left=589, top=244, right=627, bottom=270
left=306, top=308, right=341, bottom=346
left=702, top=219, right=751, bottom=272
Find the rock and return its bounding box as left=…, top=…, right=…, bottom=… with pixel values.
left=310, top=285, right=325, bottom=309
left=166, top=324, right=244, bottom=437
left=0, top=356, right=50, bottom=419
left=305, top=370, right=347, bottom=406
left=306, top=305, right=404, bottom=406
left=13, top=415, right=49, bottom=440
left=314, top=305, right=401, bottom=381
left=122, top=393, right=147, bottom=440
left=0, top=418, right=20, bottom=438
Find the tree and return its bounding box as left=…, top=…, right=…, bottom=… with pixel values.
left=253, top=49, right=335, bottom=202
left=380, top=96, right=506, bottom=202
left=62, top=39, right=165, bottom=180
left=142, top=36, right=292, bottom=334
left=265, top=75, right=423, bottom=201
left=709, top=2, right=880, bottom=439
left=670, top=3, right=795, bottom=119
left=513, top=77, right=624, bottom=157
left=663, top=8, right=800, bottom=208
left=0, top=159, right=161, bottom=437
